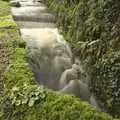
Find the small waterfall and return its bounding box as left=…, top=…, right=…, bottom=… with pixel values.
left=11, top=0, right=104, bottom=111
left=26, top=28, right=73, bottom=90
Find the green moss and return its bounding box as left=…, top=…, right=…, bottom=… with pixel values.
left=0, top=21, right=18, bottom=28
left=0, top=15, right=18, bottom=28
left=0, top=0, right=10, bottom=16
left=0, top=28, right=20, bottom=97
left=3, top=89, right=114, bottom=120
left=0, top=14, right=12, bottom=20
left=5, top=48, right=35, bottom=89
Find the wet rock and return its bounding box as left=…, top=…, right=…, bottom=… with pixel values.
left=10, top=1, right=21, bottom=7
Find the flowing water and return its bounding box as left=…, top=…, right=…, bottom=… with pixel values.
left=11, top=0, right=73, bottom=90
left=11, top=0, right=106, bottom=111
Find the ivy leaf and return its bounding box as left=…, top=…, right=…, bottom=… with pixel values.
left=28, top=98, right=35, bottom=107
left=12, top=86, right=19, bottom=91
left=15, top=100, right=21, bottom=106
left=22, top=97, right=28, bottom=104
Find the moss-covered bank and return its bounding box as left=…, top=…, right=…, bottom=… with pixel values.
left=0, top=0, right=118, bottom=119
left=44, top=0, right=120, bottom=118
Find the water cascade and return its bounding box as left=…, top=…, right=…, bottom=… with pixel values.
left=11, top=0, right=102, bottom=110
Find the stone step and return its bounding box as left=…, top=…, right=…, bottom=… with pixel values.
left=20, top=28, right=58, bottom=43
left=19, top=1, right=45, bottom=7
left=10, top=0, right=45, bottom=7
left=11, top=6, right=55, bottom=22
left=16, top=21, right=56, bottom=28
left=12, top=6, right=47, bottom=15
left=13, top=13, right=55, bottom=22
left=16, top=0, right=32, bottom=1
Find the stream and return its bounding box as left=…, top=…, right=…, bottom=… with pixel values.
left=11, top=0, right=106, bottom=112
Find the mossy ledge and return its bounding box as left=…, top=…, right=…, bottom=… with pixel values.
left=0, top=0, right=118, bottom=120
